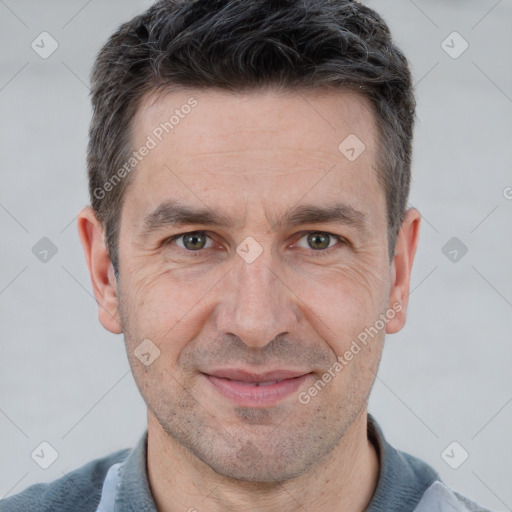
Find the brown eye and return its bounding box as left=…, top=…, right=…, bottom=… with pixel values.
left=183, top=232, right=207, bottom=250
left=294, top=231, right=346, bottom=257
left=169, top=231, right=213, bottom=251
left=306, top=232, right=332, bottom=250
left=307, top=233, right=330, bottom=250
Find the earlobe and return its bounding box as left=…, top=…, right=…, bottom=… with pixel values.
left=385, top=208, right=421, bottom=335
left=77, top=206, right=123, bottom=334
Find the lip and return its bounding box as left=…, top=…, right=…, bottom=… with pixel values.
left=204, top=369, right=309, bottom=382
left=202, top=369, right=312, bottom=407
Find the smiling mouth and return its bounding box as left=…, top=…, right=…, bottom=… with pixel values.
left=202, top=371, right=313, bottom=407
left=225, top=379, right=285, bottom=386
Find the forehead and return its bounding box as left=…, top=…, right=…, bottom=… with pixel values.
left=135, top=86, right=377, bottom=156
left=124, top=87, right=384, bottom=231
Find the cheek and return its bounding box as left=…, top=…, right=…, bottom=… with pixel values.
left=119, top=259, right=220, bottom=352
left=288, top=253, right=389, bottom=349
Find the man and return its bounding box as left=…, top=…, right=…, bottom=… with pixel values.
left=1, top=1, right=494, bottom=511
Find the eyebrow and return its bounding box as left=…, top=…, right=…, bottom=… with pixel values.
left=140, top=199, right=369, bottom=236
left=277, top=203, right=368, bottom=233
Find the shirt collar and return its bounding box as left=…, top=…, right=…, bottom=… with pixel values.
left=366, top=413, right=440, bottom=511
left=115, top=414, right=439, bottom=511
left=115, top=431, right=157, bottom=512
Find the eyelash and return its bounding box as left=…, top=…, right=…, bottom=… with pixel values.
left=163, top=231, right=348, bottom=258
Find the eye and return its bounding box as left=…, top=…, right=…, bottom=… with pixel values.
left=165, top=231, right=214, bottom=251
left=163, top=230, right=347, bottom=257
left=295, top=231, right=346, bottom=254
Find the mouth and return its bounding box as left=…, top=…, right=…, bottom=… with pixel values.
left=201, top=369, right=313, bottom=407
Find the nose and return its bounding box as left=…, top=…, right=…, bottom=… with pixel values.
left=213, top=249, right=299, bottom=349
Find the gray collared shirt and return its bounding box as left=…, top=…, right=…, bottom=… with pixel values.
left=0, top=414, right=494, bottom=511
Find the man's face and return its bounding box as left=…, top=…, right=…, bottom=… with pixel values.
left=114, top=88, right=397, bottom=481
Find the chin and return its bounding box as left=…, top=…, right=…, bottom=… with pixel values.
left=191, top=434, right=325, bottom=484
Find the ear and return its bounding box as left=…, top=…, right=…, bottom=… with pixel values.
left=77, top=206, right=123, bottom=334
left=385, top=207, right=421, bottom=334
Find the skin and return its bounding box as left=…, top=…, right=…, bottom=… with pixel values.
left=78, top=87, right=421, bottom=512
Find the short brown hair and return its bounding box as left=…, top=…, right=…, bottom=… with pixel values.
left=88, top=0, right=416, bottom=274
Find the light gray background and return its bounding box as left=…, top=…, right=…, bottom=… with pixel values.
left=1, top=0, right=511, bottom=510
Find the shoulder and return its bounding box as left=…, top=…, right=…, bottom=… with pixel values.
left=414, top=480, right=496, bottom=512
left=386, top=446, right=495, bottom=511
left=0, top=448, right=130, bottom=512
left=366, top=415, right=496, bottom=512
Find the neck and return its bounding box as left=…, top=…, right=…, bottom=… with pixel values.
left=147, top=408, right=380, bottom=512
